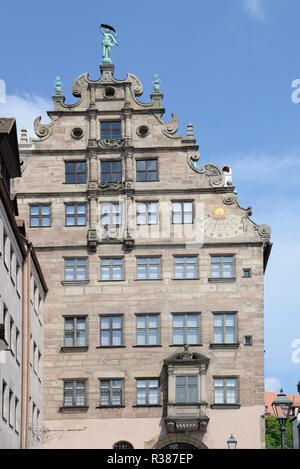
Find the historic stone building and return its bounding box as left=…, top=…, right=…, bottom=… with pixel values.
left=0, top=118, right=47, bottom=449
left=12, top=48, right=272, bottom=449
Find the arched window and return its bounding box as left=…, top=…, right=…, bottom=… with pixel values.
left=113, top=441, right=134, bottom=450
left=162, top=443, right=197, bottom=449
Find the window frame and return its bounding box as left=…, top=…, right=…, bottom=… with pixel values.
left=101, top=159, right=122, bottom=183
left=63, top=316, right=87, bottom=348
left=172, top=201, right=194, bottom=225
left=62, top=379, right=87, bottom=408
left=136, top=201, right=158, bottom=226
left=64, top=161, right=87, bottom=184
left=136, top=158, right=158, bottom=182
left=64, top=257, right=88, bottom=282
left=172, top=313, right=201, bottom=346
left=99, top=314, right=124, bottom=348
left=29, top=204, right=51, bottom=228
left=135, top=378, right=160, bottom=406
left=213, top=377, right=239, bottom=406
left=100, top=121, right=121, bottom=140
left=135, top=313, right=160, bottom=347
left=173, top=255, right=199, bottom=280
left=99, top=378, right=124, bottom=407
left=175, top=375, right=198, bottom=404
left=101, top=202, right=121, bottom=226
left=212, top=312, right=237, bottom=345
left=210, top=255, right=235, bottom=279
left=100, top=257, right=124, bottom=282
left=136, top=256, right=161, bottom=281
left=65, top=202, right=87, bottom=227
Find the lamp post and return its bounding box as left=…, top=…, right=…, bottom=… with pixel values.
left=271, top=389, right=293, bottom=449
left=227, top=434, right=237, bottom=449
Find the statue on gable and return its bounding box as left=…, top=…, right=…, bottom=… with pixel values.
left=100, top=24, right=118, bottom=64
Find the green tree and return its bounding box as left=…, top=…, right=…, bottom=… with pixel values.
left=265, top=416, right=293, bottom=449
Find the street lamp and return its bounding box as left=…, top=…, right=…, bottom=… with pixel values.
left=227, top=434, right=237, bottom=449
left=271, top=389, right=293, bottom=449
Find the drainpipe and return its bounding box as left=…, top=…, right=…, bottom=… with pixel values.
left=20, top=237, right=32, bottom=449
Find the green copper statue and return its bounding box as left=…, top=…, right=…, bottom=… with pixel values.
left=100, top=24, right=118, bottom=64
left=152, top=74, right=161, bottom=92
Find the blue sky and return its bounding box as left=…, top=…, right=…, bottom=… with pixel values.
left=1, top=0, right=300, bottom=394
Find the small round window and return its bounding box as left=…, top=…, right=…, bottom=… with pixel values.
left=104, top=87, right=116, bottom=98
left=113, top=441, right=134, bottom=449
left=137, top=125, right=149, bottom=137
left=71, top=128, right=83, bottom=139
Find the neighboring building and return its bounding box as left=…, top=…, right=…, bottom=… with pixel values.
left=12, top=56, right=272, bottom=449
left=291, top=382, right=300, bottom=449
left=0, top=118, right=47, bottom=449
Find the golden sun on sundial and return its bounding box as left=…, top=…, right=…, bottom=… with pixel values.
left=198, top=205, right=247, bottom=239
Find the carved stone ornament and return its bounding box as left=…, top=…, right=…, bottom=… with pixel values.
left=33, top=115, right=60, bottom=140
left=222, top=194, right=236, bottom=205
left=72, top=73, right=89, bottom=98
left=126, top=73, right=143, bottom=97
left=255, top=224, right=271, bottom=240
left=98, top=139, right=124, bottom=149
left=99, top=182, right=125, bottom=192
left=153, top=113, right=179, bottom=137
left=87, top=229, right=97, bottom=250
left=165, top=418, right=209, bottom=434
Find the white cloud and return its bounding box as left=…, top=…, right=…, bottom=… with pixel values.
left=265, top=377, right=281, bottom=392
left=0, top=93, right=51, bottom=139
left=243, top=0, right=265, bottom=21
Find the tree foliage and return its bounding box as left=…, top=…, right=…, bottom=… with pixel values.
left=265, top=416, right=293, bottom=449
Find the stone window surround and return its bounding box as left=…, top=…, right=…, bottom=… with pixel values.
left=135, top=255, right=162, bottom=281
left=134, top=313, right=160, bottom=347
left=64, top=202, right=87, bottom=227
left=171, top=200, right=194, bottom=225
left=210, top=311, right=239, bottom=348
left=98, top=313, right=124, bottom=348
left=99, top=256, right=124, bottom=282
left=99, top=120, right=122, bottom=140
left=171, top=312, right=202, bottom=346
left=136, top=200, right=159, bottom=226
left=100, top=159, right=122, bottom=183
left=167, top=364, right=207, bottom=406
left=62, top=256, right=88, bottom=283
left=211, top=375, right=240, bottom=409
left=97, top=378, right=124, bottom=408
left=61, top=314, right=88, bottom=351
left=208, top=253, right=236, bottom=282
left=172, top=254, right=199, bottom=280
left=64, top=160, right=87, bottom=185
left=60, top=379, right=88, bottom=412
left=134, top=378, right=161, bottom=407
left=135, top=157, right=159, bottom=182
left=29, top=203, right=52, bottom=228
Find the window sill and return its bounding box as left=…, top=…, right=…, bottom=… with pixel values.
left=135, top=279, right=162, bottom=282
left=210, top=404, right=240, bottom=409
left=172, top=278, right=199, bottom=281
left=60, top=346, right=89, bottom=353
left=61, top=280, right=89, bottom=286
left=29, top=226, right=51, bottom=229
left=59, top=406, right=89, bottom=413
left=169, top=344, right=203, bottom=347
left=208, top=277, right=236, bottom=283
left=96, top=405, right=125, bottom=409
left=96, top=346, right=125, bottom=349
left=97, top=280, right=125, bottom=283
left=210, top=343, right=240, bottom=349
left=133, top=345, right=162, bottom=348
left=133, top=405, right=162, bottom=408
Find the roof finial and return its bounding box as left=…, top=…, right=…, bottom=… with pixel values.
left=152, top=74, right=161, bottom=92
left=100, top=24, right=118, bottom=64
left=20, top=128, right=28, bottom=144
left=54, top=76, right=63, bottom=95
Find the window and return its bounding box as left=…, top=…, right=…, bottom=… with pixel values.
left=65, top=161, right=86, bottom=184
left=136, top=257, right=161, bottom=280
left=172, top=202, right=193, bottom=224
left=210, top=256, right=234, bottom=278
left=174, top=256, right=198, bottom=279
left=64, top=317, right=87, bottom=347
left=15, top=398, right=19, bottom=433
left=136, top=379, right=159, bottom=406
left=213, top=313, right=236, bottom=344
left=136, top=159, right=158, bottom=182
left=100, top=315, right=123, bottom=347
left=136, top=314, right=159, bottom=346
left=64, top=258, right=87, bottom=282
left=30, top=204, right=51, bottom=227
left=2, top=380, right=8, bottom=421
left=214, top=378, right=238, bottom=405
left=113, top=441, right=134, bottom=449
left=244, top=336, right=252, bottom=346
left=4, top=231, right=10, bottom=268
left=65, top=203, right=86, bottom=226
left=100, top=121, right=121, bottom=140
left=63, top=380, right=86, bottom=407
left=172, top=314, right=200, bottom=345
left=243, top=268, right=251, bottom=278
left=101, top=203, right=121, bottom=226
left=99, top=379, right=123, bottom=406
left=101, top=160, right=122, bottom=183
left=9, top=389, right=14, bottom=427
left=175, top=376, right=198, bottom=403
left=100, top=258, right=123, bottom=281
left=136, top=202, right=158, bottom=225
